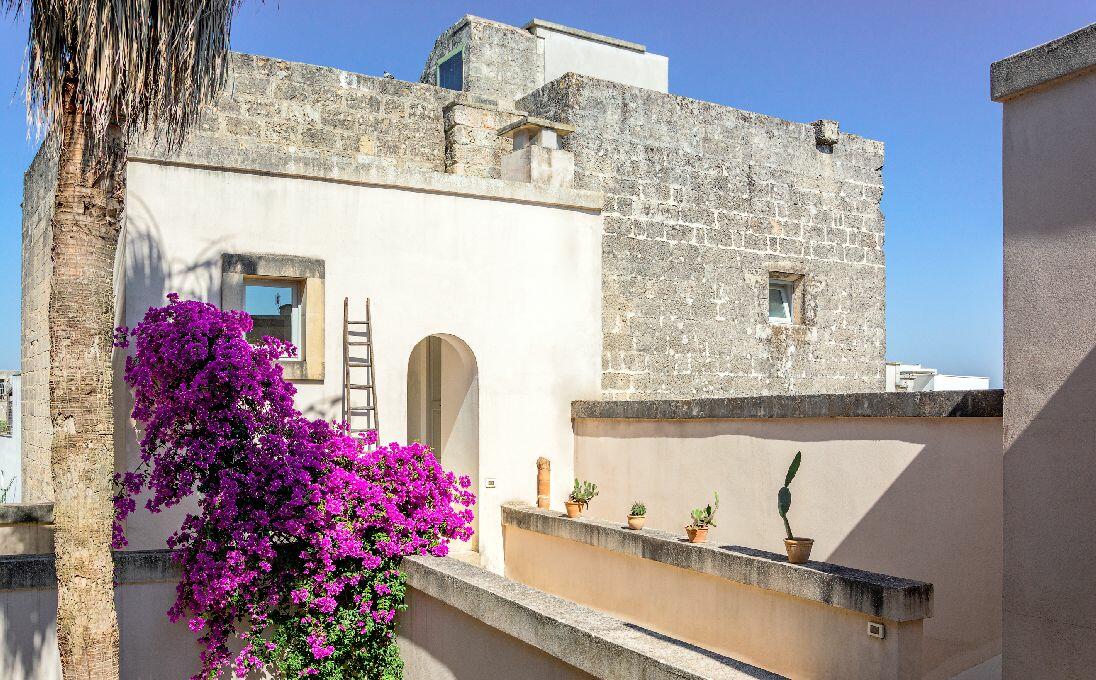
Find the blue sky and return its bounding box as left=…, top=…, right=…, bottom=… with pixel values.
left=0, top=2, right=1092, bottom=386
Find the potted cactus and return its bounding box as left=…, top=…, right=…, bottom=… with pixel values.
left=627, top=501, right=647, bottom=530
left=685, top=492, right=719, bottom=543
left=779, top=451, right=814, bottom=563
left=565, top=478, right=598, bottom=518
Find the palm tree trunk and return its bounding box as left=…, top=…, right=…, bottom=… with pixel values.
left=50, top=79, right=122, bottom=679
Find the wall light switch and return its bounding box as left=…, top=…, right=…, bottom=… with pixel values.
left=484, top=478, right=496, bottom=489
left=867, top=622, right=886, bottom=639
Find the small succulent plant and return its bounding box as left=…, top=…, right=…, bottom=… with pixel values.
left=629, top=501, right=647, bottom=517
left=778, top=451, right=802, bottom=540
left=568, top=478, right=598, bottom=510
left=689, top=492, right=719, bottom=528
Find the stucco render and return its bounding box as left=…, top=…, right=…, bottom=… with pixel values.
left=520, top=74, right=887, bottom=398
left=117, top=160, right=603, bottom=574
left=997, top=43, right=1096, bottom=679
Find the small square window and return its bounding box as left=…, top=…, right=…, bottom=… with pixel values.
left=244, top=278, right=302, bottom=355
left=437, top=47, right=464, bottom=91
left=768, top=279, right=794, bottom=324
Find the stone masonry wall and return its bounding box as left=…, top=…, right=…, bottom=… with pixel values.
left=20, top=139, right=58, bottom=502
left=521, top=74, right=886, bottom=398
left=421, top=16, right=540, bottom=105
left=443, top=102, right=520, bottom=179
left=136, top=52, right=507, bottom=175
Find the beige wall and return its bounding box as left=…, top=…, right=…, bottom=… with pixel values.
left=504, top=525, right=922, bottom=680
left=574, top=416, right=1002, bottom=679
left=118, top=161, right=603, bottom=573
left=398, top=588, right=594, bottom=680
left=1000, top=67, right=1096, bottom=678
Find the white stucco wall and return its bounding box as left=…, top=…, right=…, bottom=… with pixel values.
left=530, top=25, right=669, bottom=93
left=117, top=160, right=603, bottom=573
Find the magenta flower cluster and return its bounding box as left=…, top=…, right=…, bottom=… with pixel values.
left=112, top=295, right=475, bottom=679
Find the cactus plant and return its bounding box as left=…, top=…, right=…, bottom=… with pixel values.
left=688, top=492, right=720, bottom=528
left=629, top=501, right=647, bottom=517
left=568, top=478, right=599, bottom=510
left=778, top=451, right=802, bottom=540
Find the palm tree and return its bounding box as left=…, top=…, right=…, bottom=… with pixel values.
left=3, top=3, right=247, bottom=677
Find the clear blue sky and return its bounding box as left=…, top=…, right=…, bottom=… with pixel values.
left=0, top=2, right=1092, bottom=387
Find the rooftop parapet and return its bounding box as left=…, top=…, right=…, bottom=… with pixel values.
left=991, top=22, right=1096, bottom=101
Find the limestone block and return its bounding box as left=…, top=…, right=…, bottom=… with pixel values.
left=502, top=145, right=575, bottom=189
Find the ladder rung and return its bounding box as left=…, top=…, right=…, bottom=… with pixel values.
left=347, top=320, right=370, bottom=325
left=348, top=384, right=373, bottom=390
left=347, top=341, right=372, bottom=346
left=347, top=361, right=371, bottom=367
left=349, top=428, right=375, bottom=433
left=349, top=407, right=375, bottom=413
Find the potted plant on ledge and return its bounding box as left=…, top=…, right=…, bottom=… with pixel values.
left=685, top=492, right=719, bottom=543
left=779, top=451, right=814, bottom=564
left=565, top=478, right=598, bottom=518
left=627, top=501, right=646, bottom=530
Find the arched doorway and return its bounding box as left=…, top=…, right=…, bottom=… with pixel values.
left=406, top=334, right=479, bottom=553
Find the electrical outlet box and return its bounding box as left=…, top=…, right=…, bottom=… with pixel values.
left=867, top=622, right=886, bottom=639
left=484, top=478, right=496, bottom=489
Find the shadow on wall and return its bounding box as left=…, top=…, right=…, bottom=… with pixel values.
left=999, top=345, right=1096, bottom=678
left=0, top=587, right=58, bottom=680
left=573, top=416, right=1002, bottom=680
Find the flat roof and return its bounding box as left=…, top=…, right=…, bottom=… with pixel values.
left=524, top=18, right=647, bottom=53
left=991, top=22, right=1096, bottom=101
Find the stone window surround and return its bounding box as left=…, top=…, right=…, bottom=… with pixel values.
left=221, top=253, right=325, bottom=381
left=767, top=269, right=807, bottom=326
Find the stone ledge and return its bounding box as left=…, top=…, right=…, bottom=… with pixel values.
left=129, top=149, right=603, bottom=212
left=572, top=389, right=1002, bottom=421
left=502, top=503, right=933, bottom=622
left=404, top=555, right=784, bottom=680
left=991, top=23, right=1096, bottom=101
left=0, top=549, right=178, bottom=590
left=0, top=503, right=54, bottom=525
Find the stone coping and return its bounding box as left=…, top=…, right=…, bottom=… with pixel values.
left=502, top=503, right=933, bottom=622
left=0, top=549, right=179, bottom=591
left=0, top=503, right=54, bottom=525
left=524, top=18, right=647, bottom=53
left=129, top=149, right=603, bottom=212
left=572, top=389, right=1002, bottom=421
left=404, top=555, right=784, bottom=680
left=991, top=22, right=1096, bottom=101
left=498, top=115, right=577, bottom=138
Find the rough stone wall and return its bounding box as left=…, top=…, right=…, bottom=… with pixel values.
left=521, top=74, right=886, bottom=399
left=137, top=52, right=501, bottom=174
left=20, top=139, right=58, bottom=502
left=443, top=102, right=520, bottom=179
left=421, top=16, right=540, bottom=104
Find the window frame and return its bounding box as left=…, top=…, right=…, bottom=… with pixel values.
left=221, top=254, right=326, bottom=382
left=436, top=44, right=465, bottom=91
left=768, top=279, right=794, bottom=325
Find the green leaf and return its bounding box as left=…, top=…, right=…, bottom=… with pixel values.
left=778, top=486, right=791, bottom=517
left=784, top=451, right=802, bottom=487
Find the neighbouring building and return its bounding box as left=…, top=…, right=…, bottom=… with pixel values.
left=0, top=371, right=20, bottom=502
left=885, top=362, right=990, bottom=392
left=992, top=21, right=1096, bottom=679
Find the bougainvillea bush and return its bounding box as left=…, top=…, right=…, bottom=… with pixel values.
left=112, top=295, right=475, bottom=679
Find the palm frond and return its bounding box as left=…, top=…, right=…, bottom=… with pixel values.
left=3, top=0, right=246, bottom=158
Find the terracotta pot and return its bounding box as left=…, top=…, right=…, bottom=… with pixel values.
left=784, top=537, right=815, bottom=564
left=564, top=501, right=583, bottom=518
left=685, top=525, right=708, bottom=543
left=627, top=515, right=646, bottom=530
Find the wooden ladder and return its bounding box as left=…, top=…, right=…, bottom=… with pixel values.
left=342, top=297, right=379, bottom=444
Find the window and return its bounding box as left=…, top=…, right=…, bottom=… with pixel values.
left=222, top=254, right=326, bottom=381
left=437, top=46, right=464, bottom=91
left=244, top=278, right=302, bottom=354
left=768, top=279, right=795, bottom=324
